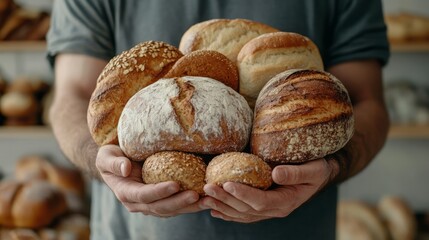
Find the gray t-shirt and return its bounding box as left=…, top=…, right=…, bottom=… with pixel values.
left=47, top=1, right=389, bottom=239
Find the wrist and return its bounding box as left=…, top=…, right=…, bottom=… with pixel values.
left=324, top=148, right=351, bottom=185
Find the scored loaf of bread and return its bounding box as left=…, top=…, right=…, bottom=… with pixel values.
left=251, top=69, right=354, bottom=164
left=164, top=50, right=239, bottom=91
left=238, top=32, right=324, bottom=108
left=179, top=18, right=279, bottom=62
left=142, top=151, right=207, bottom=195
left=87, top=41, right=183, bottom=146
left=205, top=152, right=272, bottom=190
left=118, top=76, right=253, bottom=161
left=0, top=180, right=67, bottom=229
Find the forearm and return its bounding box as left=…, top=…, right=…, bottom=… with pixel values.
left=50, top=94, right=101, bottom=180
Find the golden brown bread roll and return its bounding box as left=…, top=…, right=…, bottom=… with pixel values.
left=237, top=32, right=324, bottom=108
left=337, top=200, right=388, bottom=240
left=0, top=180, right=67, bottom=229
left=206, top=152, right=272, bottom=190
left=378, top=196, right=417, bottom=240
left=179, top=18, right=279, bottom=62
left=251, top=69, right=354, bottom=164
left=118, top=76, right=253, bottom=161
left=2, top=228, right=41, bottom=240
left=56, top=214, right=90, bottom=240
left=337, top=215, right=375, bottom=240
left=0, top=92, right=37, bottom=118
left=87, top=41, right=183, bottom=146
left=142, top=151, right=206, bottom=195
left=164, top=50, right=239, bottom=91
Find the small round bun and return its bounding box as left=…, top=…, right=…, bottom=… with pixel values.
left=238, top=32, right=324, bottom=107
left=87, top=41, right=183, bottom=146
left=142, top=151, right=206, bottom=195
left=0, top=91, right=37, bottom=118
left=378, top=196, right=417, bottom=240
left=337, top=201, right=388, bottom=240
left=205, top=152, right=272, bottom=190
left=251, top=69, right=354, bottom=164
left=179, top=18, right=279, bottom=62
left=118, top=76, right=253, bottom=161
left=164, top=50, right=239, bottom=91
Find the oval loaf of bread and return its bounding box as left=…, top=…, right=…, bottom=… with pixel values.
left=251, top=69, right=354, bottom=164
left=164, top=50, right=239, bottom=91
left=179, top=18, right=279, bottom=62
left=87, top=41, right=183, bottom=146
left=118, top=76, right=253, bottom=161
left=238, top=32, right=324, bottom=108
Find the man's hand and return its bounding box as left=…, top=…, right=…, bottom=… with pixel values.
left=96, top=145, right=203, bottom=217
left=199, top=158, right=339, bottom=223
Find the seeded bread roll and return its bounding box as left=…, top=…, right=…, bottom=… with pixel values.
left=206, top=152, right=272, bottom=190
left=251, top=69, right=354, bottom=164
left=164, top=50, right=239, bottom=91
left=142, top=151, right=206, bottom=195
left=87, top=41, right=183, bottom=146
left=179, top=18, right=279, bottom=62
left=118, top=76, right=253, bottom=161
left=238, top=32, right=324, bottom=108
left=378, top=196, right=417, bottom=240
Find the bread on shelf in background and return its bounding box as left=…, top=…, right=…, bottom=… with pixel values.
left=385, top=12, right=429, bottom=44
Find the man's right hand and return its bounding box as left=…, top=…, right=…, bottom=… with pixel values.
left=95, top=145, right=204, bottom=217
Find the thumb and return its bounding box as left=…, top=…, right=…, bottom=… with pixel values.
left=96, top=145, right=132, bottom=177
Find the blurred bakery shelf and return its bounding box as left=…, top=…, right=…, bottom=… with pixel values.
left=0, top=126, right=52, bottom=139
left=389, top=124, right=429, bottom=139
left=391, top=42, right=429, bottom=52
left=0, top=41, right=46, bottom=52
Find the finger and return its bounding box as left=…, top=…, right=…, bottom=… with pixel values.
left=201, top=196, right=256, bottom=222
left=272, top=159, right=330, bottom=185
left=96, top=145, right=130, bottom=177
left=202, top=184, right=252, bottom=212
left=210, top=209, right=266, bottom=224
left=137, top=190, right=201, bottom=216
left=113, top=180, right=180, bottom=204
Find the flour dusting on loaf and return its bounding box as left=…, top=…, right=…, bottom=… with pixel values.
left=118, top=76, right=253, bottom=161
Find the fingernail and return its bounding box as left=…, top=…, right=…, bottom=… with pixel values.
left=223, top=183, right=235, bottom=195
left=274, top=169, right=286, bottom=183
left=167, top=185, right=178, bottom=194
left=204, top=188, right=215, bottom=197
left=187, top=194, right=198, bottom=204
left=120, top=162, right=126, bottom=177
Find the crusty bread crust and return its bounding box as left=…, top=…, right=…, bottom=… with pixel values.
left=179, top=18, right=279, bottom=62
left=251, top=69, right=354, bottom=164
left=238, top=32, right=324, bottom=108
left=118, top=76, right=253, bottom=161
left=164, top=50, right=239, bottom=91
left=87, top=41, right=183, bottom=146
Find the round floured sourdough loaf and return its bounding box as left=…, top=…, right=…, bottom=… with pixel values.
left=142, top=151, right=206, bottom=195
left=179, top=18, right=279, bottom=62
left=206, top=152, right=272, bottom=190
left=238, top=32, right=324, bottom=108
left=87, top=41, right=183, bottom=146
left=164, top=50, right=239, bottom=91
left=118, top=76, right=253, bottom=161
left=251, top=69, right=354, bottom=164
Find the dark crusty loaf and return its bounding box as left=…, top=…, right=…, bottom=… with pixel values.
left=142, top=151, right=207, bottom=195
left=238, top=32, right=324, bottom=108
left=164, top=50, right=239, bottom=91
left=179, top=18, right=279, bottom=62
left=206, top=152, right=272, bottom=190
left=87, top=41, right=183, bottom=146
left=118, top=76, right=253, bottom=161
left=251, top=69, right=354, bottom=164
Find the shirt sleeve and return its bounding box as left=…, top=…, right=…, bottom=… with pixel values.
left=46, top=0, right=115, bottom=66
left=325, top=0, right=390, bottom=68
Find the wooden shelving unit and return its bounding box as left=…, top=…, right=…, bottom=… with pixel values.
left=390, top=42, right=429, bottom=52
left=388, top=124, right=429, bottom=139
left=0, top=41, right=46, bottom=52
left=0, top=126, right=52, bottom=139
